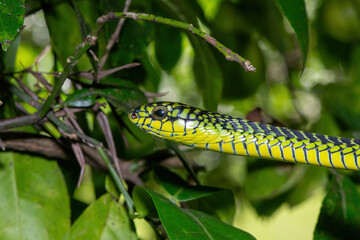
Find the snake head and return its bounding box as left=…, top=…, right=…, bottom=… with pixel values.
left=129, top=102, right=202, bottom=139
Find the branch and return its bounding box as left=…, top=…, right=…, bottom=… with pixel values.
left=39, top=35, right=97, bottom=118
left=98, top=0, right=132, bottom=73
left=97, top=12, right=256, bottom=72
left=1, top=132, right=143, bottom=185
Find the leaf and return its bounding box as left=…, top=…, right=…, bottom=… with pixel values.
left=154, top=163, right=235, bottom=224
left=0, top=0, right=25, bottom=51
left=155, top=24, right=182, bottom=71
left=0, top=152, right=70, bottom=240
left=63, top=89, right=96, bottom=108
left=245, top=165, right=304, bottom=200
left=154, top=164, right=220, bottom=201
left=186, top=189, right=235, bottom=225
left=63, top=193, right=137, bottom=240
left=95, top=88, right=147, bottom=111
left=193, top=41, right=223, bottom=111
left=133, top=186, right=256, bottom=240
left=274, top=0, right=309, bottom=69
left=43, top=2, right=88, bottom=68
left=313, top=173, right=360, bottom=240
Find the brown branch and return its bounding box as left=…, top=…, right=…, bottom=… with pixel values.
left=1, top=132, right=143, bottom=185
left=95, top=110, right=122, bottom=178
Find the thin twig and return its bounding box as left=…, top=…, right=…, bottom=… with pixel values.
left=27, top=69, right=53, bottom=91
left=98, top=0, right=132, bottom=73
left=79, top=63, right=140, bottom=80
left=71, top=140, right=86, bottom=187
left=0, top=138, right=5, bottom=150
left=34, top=45, right=51, bottom=69
left=39, top=34, right=97, bottom=118
left=14, top=77, right=39, bottom=101
left=97, top=12, right=256, bottom=72
left=95, top=110, right=122, bottom=178
left=64, top=107, right=84, bottom=134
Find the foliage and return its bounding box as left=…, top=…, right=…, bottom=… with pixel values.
left=0, top=0, right=359, bottom=239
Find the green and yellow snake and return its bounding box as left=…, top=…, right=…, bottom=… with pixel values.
left=129, top=102, right=360, bottom=171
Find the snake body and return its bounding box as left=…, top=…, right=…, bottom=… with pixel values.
left=129, top=102, right=360, bottom=171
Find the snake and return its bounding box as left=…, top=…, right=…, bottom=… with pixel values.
left=129, top=101, right=360, bottom=171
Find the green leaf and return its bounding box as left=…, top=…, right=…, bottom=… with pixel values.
left=63, top=89, right=96, bottom=107
left=0, top=152, right=70, bottom=240
left=154, top=164, right=220, bottom=201
left=133, top=186, right=256, bottom=240
left=193, top=41, right=223, bottom=111
left=314, top=173, right=360, bottom=240
left=0, top=0, right=25, bottom=51
left=154, top=164, right=236, bottom=223
left=64, top=193, right=137, bottom=240
left=187, top=189, right=235, bottom=225
left=98, top=78, right=140, bottom=88
left=95, top=88, right=147, bottom=111
left=274, top=0, right=309, bottom=69
left=43, top=2, right=88, bottom=68
left=245, top=165, right=305, bottom=200
left=155, top=25, right=182, bottom=71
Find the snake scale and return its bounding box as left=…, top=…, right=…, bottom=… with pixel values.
left=129, top=102, right=360, bottom=171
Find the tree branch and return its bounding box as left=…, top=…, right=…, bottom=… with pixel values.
left=97, top=12, right=256, bottom=72
left=39, top=35, right=97, bottom=118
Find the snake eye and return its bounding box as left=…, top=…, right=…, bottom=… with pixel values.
left=131, top=113, right=137, bottom=119
left=152, top=106, right=168, bottom=120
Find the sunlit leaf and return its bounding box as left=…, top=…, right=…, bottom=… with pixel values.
left=63, top=194, right=137, bottom=240
left=0, top=152, right=70, bottom=240
left=132, top=186, right=255, bottom=240
left=0, top=0, right=25, bottom=51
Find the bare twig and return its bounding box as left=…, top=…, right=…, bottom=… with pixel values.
left=0, top=138, right=5, bottom=150
left=64, top=107, right=84, bottom=134
left=71, top=142, right=86, bottom=187
left=34, top=45, right=51, bottom=69
left=39, top=34, right=97, bottom=118
left=0, top=113, right=41, bottom=131
left=79, top=63, right=140, bottom=80
left=144, top=91, right=168, bottom=102
left=97, top=12, right=256, bottom=72
left=14, top=77, right=39, bottom=101
left=1, top=131, right=143, bottom=185
left=27, top=69, right=53, bottom=91
left=95, top=110, right=122, bottom=178
left=89, top=50, right=99, bottom=62
left=98, top=0, right=132, bottom=73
